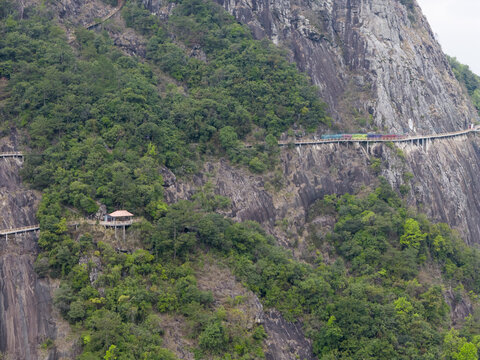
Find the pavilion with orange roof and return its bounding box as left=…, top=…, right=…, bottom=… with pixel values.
left=103, top=210, right=134, bottom=240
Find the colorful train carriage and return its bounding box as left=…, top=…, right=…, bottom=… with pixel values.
left=320, top=133, right=407, bottom=141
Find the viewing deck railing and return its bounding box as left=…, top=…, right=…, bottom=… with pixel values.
left=100, top=220, right=134, bottom=227
left=67, top=219, right=139, bottom=227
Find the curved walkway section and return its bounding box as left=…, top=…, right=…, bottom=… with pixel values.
left=279, top=126, right=480, bottom=147
left=86, top=0, right=126, bottom=29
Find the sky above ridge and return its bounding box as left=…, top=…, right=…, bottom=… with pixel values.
left=416, top=0, right=480, bottom=75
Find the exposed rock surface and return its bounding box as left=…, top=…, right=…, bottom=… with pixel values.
left=156, top=314, right=196, bottom=360
left=0, top=136, right=55, bottom=360
left=172, top=134, right=480, bottom=246
left=206, top=0, right=480, bottom=245
left=165, top=144, right=375, bottom=247
left=54, top=0, right=115, bottom=28
left=444, top=287, right=474, bottom=326
left=196, top=261, right=316, bottom=359
left=214, top=0, right=478, bottom=133
left=3, top=0, right=480, bottom=358
left=385, top=135, right=480, bottom=245
left=263, top=309, right=314, bottom=360
left=196, top=262, right=263, bottom=323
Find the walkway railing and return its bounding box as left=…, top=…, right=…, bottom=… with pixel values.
left=0, top=225, right=40, bottom=236
left=278, top=126, right=479, bottom=147
left=0, top=152, right=24, bottom=159
left=100, top=220, right=134, bottom=227
left=67, top=219, right=140, bottom=227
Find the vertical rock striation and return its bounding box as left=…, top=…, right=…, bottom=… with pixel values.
left=210, top=0, right=480, bottom=243
left=214, top=0, right=478, bottom=133
left=0, top=136, right=56, bottom=360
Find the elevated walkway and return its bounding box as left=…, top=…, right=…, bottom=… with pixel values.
left=86, top=0, right=125, bottom=29
left=0, top=219, right=140, bottom=240
left=67, top=219, right=140, bottom=227
left=0, top=152, right=24, bottom=159
left=278, top=126, right=480, bottom=147
left=0, top=225, right=40, bottom=239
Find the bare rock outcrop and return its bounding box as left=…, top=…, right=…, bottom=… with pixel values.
left=196, top=262, right=316, bottom=359
left=167, top=143, right=376, bottom=246
left=386, top=135, right=480, bottom=245
left=0, top=136, right=56, bottom=360
left=208, top=0, right=480, bottom=244
left=444, top=287, right=474, bottom=326
left=214, top=0, right=478, bottom=133
left=263, top=309, right=315, bottom=360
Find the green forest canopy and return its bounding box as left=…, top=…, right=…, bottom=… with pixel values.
left=37, top=178, right=480, bottom=359
left=0, top=0, right=330, bottom=219
left=448, top=55, right=480, bottom=115
left=1, top=0, right=480, bottom=359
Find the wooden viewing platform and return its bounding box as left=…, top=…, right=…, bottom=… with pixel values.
left=101, top=220, right=134, bottom=227
left=67, top=219, right=140, bottom=227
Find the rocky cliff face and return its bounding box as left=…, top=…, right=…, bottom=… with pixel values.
left=214, top=0, right=478, bottom=133
left=4, top=0, right=480, bottom=358
left=0, top=135, right=56, bottom=360
left=202, top=0, right=480, bottom=244
left=142, top=0, right=480, bottom=244
left=36, top=0, right=480, bottom=246
left=166, top=134, right=480, bottom=249
left=387, top=135, right=480, bottom=245
left=165, top=144, right=376, bottom=249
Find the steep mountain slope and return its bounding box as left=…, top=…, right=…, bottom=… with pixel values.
left=139, top=0, right=480, bottom=244
left=1, top=0, right=480, bottom=359
left=0, top=136, right=56, bottom=360
left=214, top=0, right=478, bottom=132
left=200, top=0, right=480, bottom=244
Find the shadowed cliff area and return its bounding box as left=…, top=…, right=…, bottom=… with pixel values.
left=0, top=135, right=56, bottom=360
